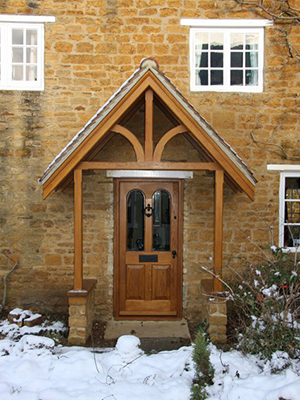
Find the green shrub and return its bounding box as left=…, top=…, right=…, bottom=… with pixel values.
left=191, top=325, right=215, bottom=400
left=227, top=246, right=300, bottom=365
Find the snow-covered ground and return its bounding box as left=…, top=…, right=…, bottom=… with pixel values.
left=0, top=319, right=300, bottom=400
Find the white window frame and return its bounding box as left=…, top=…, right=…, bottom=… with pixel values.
left=279, top=171, right=300, bottom=252
left=189, top=27, right=264, bottom=93
left=181, top=19, right=273, bottom=93
left=0, top=15, right=55, bottom=91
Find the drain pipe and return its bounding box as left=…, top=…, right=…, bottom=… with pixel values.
left=0, top=255, right=18, bottom=312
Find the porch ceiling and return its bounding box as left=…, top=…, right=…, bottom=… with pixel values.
left=39, top=58, right=256, bottom=200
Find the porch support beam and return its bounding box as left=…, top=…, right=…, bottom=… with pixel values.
left=74, top=168, right=83, bottom=291
left=214, top=169, right=224, bottom=292
left=145, top=89, right=154, bottom=161
left=77, top=161, right=221, bottom=171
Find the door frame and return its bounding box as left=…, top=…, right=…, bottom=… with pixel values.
left=113, top=178, right=184, bottom=320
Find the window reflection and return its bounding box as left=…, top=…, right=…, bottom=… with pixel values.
left=152, top=190, right=170, bottom=251
left=127, top=190, right=145, bottom=251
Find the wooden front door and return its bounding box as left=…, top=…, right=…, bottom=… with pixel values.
left=114, top=179, right=183, bottom=319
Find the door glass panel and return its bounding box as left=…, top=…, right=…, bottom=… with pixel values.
left=152, top=190, right=170, bottom=251
left=127, top=190, right=144, bottom=251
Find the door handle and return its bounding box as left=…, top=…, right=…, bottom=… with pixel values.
left=143, top=203, right=153, bottom=218
left=172, top=250, right=177, bottom=259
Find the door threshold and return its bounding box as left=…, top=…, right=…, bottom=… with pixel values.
left=104, top=319, right=191, bottom=340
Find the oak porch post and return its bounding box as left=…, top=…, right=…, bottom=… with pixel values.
left=214, top=169, right=224, bottom=292
left=145, top=89, right=153, bottom=161
left=74, top=168, right=83, bottom=290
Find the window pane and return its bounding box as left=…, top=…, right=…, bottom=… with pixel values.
left=26, top=30, right=37, bottom=45
left=231, top=33, right=243, bottom=50
left=152, top=190, right=170, bottom=251
left=211, top=70, right=223, bottom=85
left=231, top=70, right=243, bottom=86
left=285, top=178, right=300, bottom=199
left=196, top=52, right=208, bottom=68
left=211, top=52, right=223, bottom=68
left=26, top=48, right=37, bottom=63
left=285, top=202, right=300, bottom=223
left=195, top=32, right=208, bottom=50
left=246, top=33, right=259, bottom=50
left=196, top=70, right=208, bottom=86
left=127, top=190, right=145, bottom=251
left=246, top=52, right=258, bottom=67
left=12, top=29, right=24, bottom=45
left=231, top=52, right=243, bottom=68
left=12, top=65, right=23, bottom=80
left=284, top=225, right=300, bottom=248
left=26, top=65, right=37, bottom=81
left=210, top=33, right=223, bottom=50
left=12, top=48, right=23, bottom=63
left=245, top=70, right=258, bottom=86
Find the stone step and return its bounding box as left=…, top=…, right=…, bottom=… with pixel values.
left=104, top=319, right=191, bottom=341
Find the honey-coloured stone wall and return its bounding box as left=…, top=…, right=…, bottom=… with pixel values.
left=0, top=0, right=299, bottom=325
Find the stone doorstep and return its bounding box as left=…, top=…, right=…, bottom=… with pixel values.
left=104, top=319, right=191, bottom=340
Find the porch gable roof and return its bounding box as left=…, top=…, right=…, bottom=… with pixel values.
left=40, top=58, right=256, bottom=200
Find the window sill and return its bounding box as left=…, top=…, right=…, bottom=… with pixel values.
left=281, top=247, right=300, bottom=253
left=0, top=86, right=44, bottom=91
left=190, top=86, right=263, bottom=93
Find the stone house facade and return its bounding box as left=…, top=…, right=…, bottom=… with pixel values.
left=0, top=1, right=299, bottom=344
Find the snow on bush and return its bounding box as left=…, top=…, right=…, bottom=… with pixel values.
left=227, top=246, right=300, bottom=363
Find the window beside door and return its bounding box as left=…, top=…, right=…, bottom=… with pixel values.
left=280, top=173, right=300, bottom=250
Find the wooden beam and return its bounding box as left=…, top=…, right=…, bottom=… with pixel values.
left=153, top=125, right=188, bottom=162
left=214, top=169, right=224, bottom=292
left=148, top=75, right=255, bottom=200
left=145, top=89, right=154, bottom=161
left=78, top=161, right=221, bottom=171
left=110, top=124, right=145, bottom=162
left=42, top=72, right=153, bottom=199
left=74, top=168, right=83, bottom=291
left=42, top=71, right=255, bottom=201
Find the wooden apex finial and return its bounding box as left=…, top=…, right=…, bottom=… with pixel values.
left=140, top=57, right=159, bottom=70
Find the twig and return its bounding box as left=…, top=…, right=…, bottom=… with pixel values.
left=235, top=0, right=300, bottom=21
left=250, top=131, right=288, bottom=159
left=201, top=266, right=235, bottom=296
left=1, top=254, right=18, bottom=312
left=91, top=329, right=101, bottom=374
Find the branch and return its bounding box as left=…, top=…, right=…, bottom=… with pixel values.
left=235, top=0, right=300, bottom=22
left=201, top=266, right=234, bottom=295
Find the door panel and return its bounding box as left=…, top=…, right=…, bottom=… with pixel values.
left=126, top=265, right=145, bottom=300
left=115, top=179, right=182, bottom=318
left=152, top=265, right=171, bottom=300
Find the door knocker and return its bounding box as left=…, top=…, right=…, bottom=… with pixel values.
left=143, top=203, right=153, bottom=217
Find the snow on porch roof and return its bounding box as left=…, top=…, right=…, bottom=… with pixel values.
left=39, top=58, right=256, bottom=187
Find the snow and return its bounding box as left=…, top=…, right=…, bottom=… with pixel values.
left=115, top=335, right=143, bottom=360
left=0, top=315, right=67, bottom=340
left=0, top=322, right=299, bottom=400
